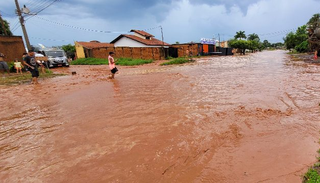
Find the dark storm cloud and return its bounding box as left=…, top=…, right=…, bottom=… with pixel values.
left=63, top=0, right=179, bottom=21
left=189, top=0, right=258, bottom=14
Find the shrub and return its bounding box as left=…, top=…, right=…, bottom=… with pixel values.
left=160, top=57, right=194, bottom=66
left=116, top=58, right=153, bottom=66
left=295, top=40, right=309, bottom=53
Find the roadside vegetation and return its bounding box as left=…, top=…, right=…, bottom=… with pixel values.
left=303, top=165, right=320, bottom=183
left=116, top=58, right=153, bottom=66
left=228, top=31, right=284, bottom=55
left=0, top=70, right=64, bottom=85
left=71, top=57, right=154, bottom=66
left=71, top=58, right=108, bottom=65
left=284, top=14, right=320, bottom=54
left=160, top=57, right=194, bottom=66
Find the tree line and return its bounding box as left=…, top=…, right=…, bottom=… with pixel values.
left=228, top=31, right=283, bottom=55
left=283, top=13, right=319, bottom=53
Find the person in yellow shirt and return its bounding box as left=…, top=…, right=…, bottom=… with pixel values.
left=14, top=58, right=23, bottom=74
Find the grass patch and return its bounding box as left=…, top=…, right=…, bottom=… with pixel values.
left=160, top=57, right=195, bottom=66
left=71, top=58, right=108, bottom=65
left=287, top=50, right=308, bottom=55
left=0, top=70, right=64, bottom=85
left=116, top=58, right=153, bottom=66
left=303, top=168, right=320, bottom=183
left=303, top=145, right=320, bottom=183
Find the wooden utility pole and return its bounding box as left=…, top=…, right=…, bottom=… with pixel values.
left=0, top=12, right=7, bottom=36
left=15, top=0, right=32, bottom=50
left=160, top=26, right=165, bottom=59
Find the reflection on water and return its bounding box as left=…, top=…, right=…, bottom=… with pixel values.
left=1, top=50, right=320, bottom=182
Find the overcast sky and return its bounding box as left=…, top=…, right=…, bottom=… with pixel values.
left=1, top=0, right=320, bottom=47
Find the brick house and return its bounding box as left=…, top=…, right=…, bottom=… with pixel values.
left=111, top=30, right=170, bottom=48
left=75, top=40, right=113, bottom=59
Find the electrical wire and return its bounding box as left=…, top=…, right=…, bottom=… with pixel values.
left=0, top=9, right=14, bottom=17
left=34, top=0, right=60, bottom=15
left=10, top=18, right=21, bottom=32
left=35, top=16, right=128, bottom=34
left=31, top=0, right=54, bottom=13
left=30, top=36, right=69, bottom=42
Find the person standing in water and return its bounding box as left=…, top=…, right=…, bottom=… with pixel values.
left=23, top=50, right=39, bottom=84
left=108, top=52, right=118, bottom=79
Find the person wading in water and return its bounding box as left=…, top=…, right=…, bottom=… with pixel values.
left=108, top=52, right=118, bottom=79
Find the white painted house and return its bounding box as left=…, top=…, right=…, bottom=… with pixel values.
left=111, top=30, right=170, bottom=48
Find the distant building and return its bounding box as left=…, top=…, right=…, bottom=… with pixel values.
left=75, top=41, right=113, bottom=59
left=111, top=30, right=170, bottom=48
left=216, top=41, right=229, bottom=48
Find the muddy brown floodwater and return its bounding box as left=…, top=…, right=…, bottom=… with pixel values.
left=1, top=50, right=320, bottom=183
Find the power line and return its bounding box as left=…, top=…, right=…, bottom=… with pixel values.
left=34, top=0, right=60, bottom=15
left=26, top=0, right=40, bottom=8
left=31, top=0, right=53, bottom=12
left=10, top=18, right=21, bottom=32
left=30, top=36, right=69, bottom=42
left=35, top=16, right=128, bottom=34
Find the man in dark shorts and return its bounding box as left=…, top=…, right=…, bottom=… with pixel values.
left=23, top=50, right=39, bottom=84
left=0, top=52, right=10, bottom=77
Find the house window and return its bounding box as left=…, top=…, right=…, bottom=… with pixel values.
left=146, top=36, right=151, bottom=40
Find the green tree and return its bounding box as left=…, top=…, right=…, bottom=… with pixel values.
left=307, top=13, right=320, bottom=28
left=62, top=44, right=76, bottom=53
left=295, top=40, right=308, bottom=52
left=247, top=33, right=260, bottom=42
left=62, top=44, right=76, bottom=59
left=262, top=40, right=271, bottom=48
left=283, top=25, right=308, bottom=52
left=247, top=40, right=260, bottom=53
left=229, top=39, right=249, bottom=55
left=0, top=17, right=13, bottom=36
left=283, top=32, right=296, bottom=50
left=234, top=31, right=247, bottom=40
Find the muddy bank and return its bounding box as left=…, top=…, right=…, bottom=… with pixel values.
left=1, top=50, right=320, bottom=182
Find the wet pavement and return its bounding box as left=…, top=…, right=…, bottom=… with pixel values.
left=1, top=50, right=320, bottom=182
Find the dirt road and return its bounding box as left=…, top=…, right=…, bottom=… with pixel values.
left=1, top=50, right=320, bottom=182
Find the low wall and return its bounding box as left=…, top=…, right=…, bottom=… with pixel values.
left=171, top=44, right=200, bottom=57
left=0, top=36, right=26, bottom=63
left=91, top=47, right=166, bottom=60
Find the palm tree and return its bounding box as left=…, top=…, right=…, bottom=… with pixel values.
left=247, top=33, right=260, bottom=41
left=235, top=31, right=246, bottom=40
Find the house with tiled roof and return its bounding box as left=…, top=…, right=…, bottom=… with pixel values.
left=75, top=40, right=113, bottom=59
left=111, top=30, right=170, bottom=48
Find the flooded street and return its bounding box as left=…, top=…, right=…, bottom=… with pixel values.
left=1, top=50, right=320, bottom=182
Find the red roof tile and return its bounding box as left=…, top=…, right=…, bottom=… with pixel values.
left=111, top=34, right=170, bottom=46
left=130, top=30, right=154, bottom=37
left=77, top=41, right=113, bottom=49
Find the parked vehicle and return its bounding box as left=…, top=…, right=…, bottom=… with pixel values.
left=41, top=48, right=69, bottom=68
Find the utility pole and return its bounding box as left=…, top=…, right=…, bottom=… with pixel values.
left=160, top=26, right=165, bottom=59
left=0, top=12, right=7, bottom=36
left=15, top=0, right=32, bottom=51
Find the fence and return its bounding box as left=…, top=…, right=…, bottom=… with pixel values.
left=90, top=47, right=167, bottom=60
left=170, top=44, right=200, bottom=57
